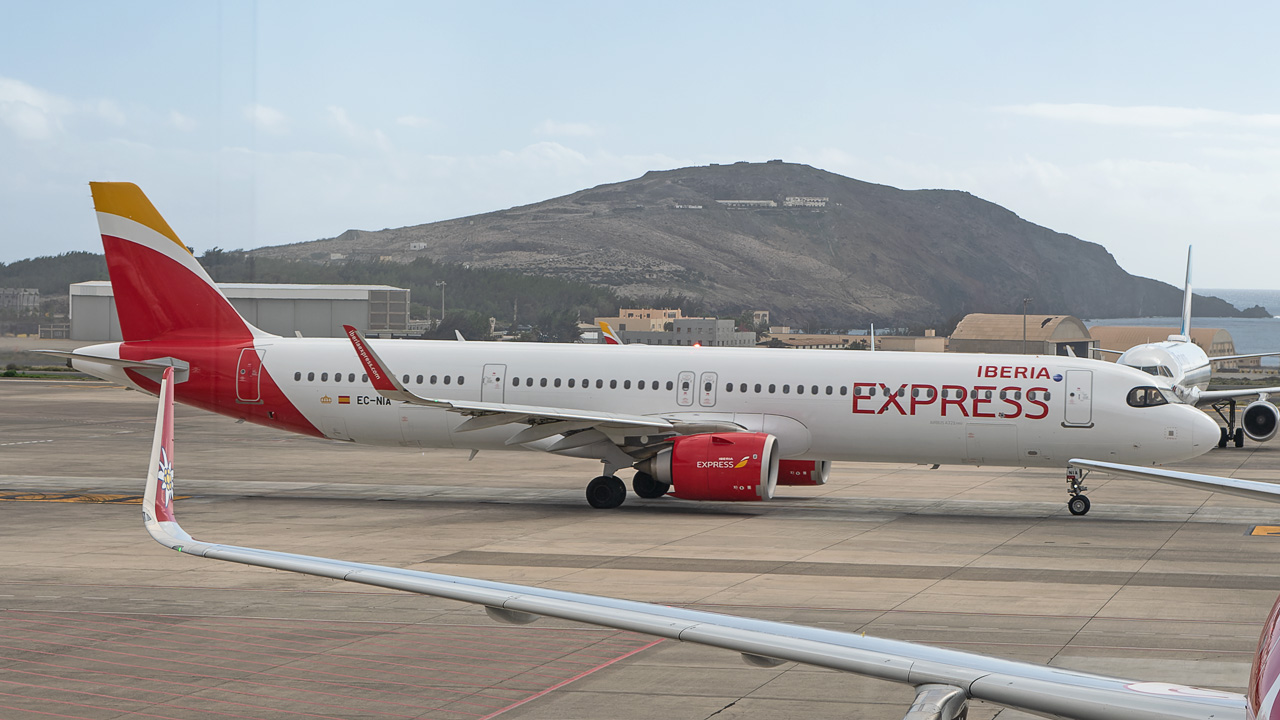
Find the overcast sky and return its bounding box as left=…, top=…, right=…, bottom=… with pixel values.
left=3, top=1, right=1279, bottom=288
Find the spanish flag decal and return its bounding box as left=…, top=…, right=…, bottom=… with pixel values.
left=338, top=396, right=351, bottom=405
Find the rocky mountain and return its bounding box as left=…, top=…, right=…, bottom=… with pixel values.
left=251, top=161, right=1244, bottom=328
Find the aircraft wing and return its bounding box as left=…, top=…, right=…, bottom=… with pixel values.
left=1071, top=458, right=1280, bottom=504
left=1211, top=351, right=1280, bottom=363
left=139, top=366, right=1246, bottom=720
left=1194, top=387, right=1280, bottom=404
left=342, top=325, right=736, bottom=436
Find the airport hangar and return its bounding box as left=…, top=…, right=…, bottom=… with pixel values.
left=68, top=280, right=411, bottom=341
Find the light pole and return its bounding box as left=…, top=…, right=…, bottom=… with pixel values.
left=1022, top=297, right=1032, bottom=354
left=435, top=280, right=447, bottom=326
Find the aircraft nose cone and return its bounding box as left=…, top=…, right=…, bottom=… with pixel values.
left=1193, top=407, right=1220, bottom=448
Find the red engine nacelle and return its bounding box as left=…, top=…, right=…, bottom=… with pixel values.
left=640, top=433, right=779, bottom=501
left=776, top=459, right=831, bottom=486
left=1244, top=401, right=1279, bottom=443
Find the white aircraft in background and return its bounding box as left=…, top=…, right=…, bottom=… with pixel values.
left=1096, top=248, right=1280, bottom=448
left=52, top=182, right=1223, bottom=516
left=139, top=366, right=1280, bottom=720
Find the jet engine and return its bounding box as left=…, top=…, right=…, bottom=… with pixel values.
left=1244, top=400, right=1279, bottom=443
left=635, top=433, right=779, bottom=501
left=776, top=459, right=831, bottom=486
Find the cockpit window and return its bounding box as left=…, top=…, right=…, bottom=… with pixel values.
left=1126, top=386, right=1169, bottom=408
left=1138, top=366, right=1159, bottom=376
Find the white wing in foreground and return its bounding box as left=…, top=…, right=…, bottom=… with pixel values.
left=141, top=368, right=1247, bottom=720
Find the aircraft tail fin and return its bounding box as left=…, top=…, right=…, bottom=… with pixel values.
left=599, top=321, right=623, bottom=345
left=1250, top=593, right=1280, bottom=718
left=142, top=367, right=193, bottom=545
left=1178, top=246, right=1193, bottom=340
left=90, top=182, right=269, bottom=343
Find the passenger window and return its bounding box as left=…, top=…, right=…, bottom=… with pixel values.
left=294, top=371, right=301, bottom=381
left=839, top=386, right=847, bottom=396
left=725, top=383, right=733, bottom=392
left=825, top=386, right=833, bottom=395
left=430, top=375, right=438, bottom=384
left=568, top=378, right=576, bottom=388
left=554, top=378, right=562, bottom=388
left=540, top=378, right=548, bottom=387
left=444, top=376, right=452, bottom=385
left=1014, top=391, right=1021, bottom=400
left=638, top=380, right=646, bottom=390
left=984, top=390, right=992, bottom=400
left=1044, top=391, right=1051, bottom=401
left=610, top=379, right=617, bottom=389
left=754, top=383, right=762, bottom=393
left=811, top=385, right=818, bottom=395
left=796, top=385, right=804, bottom=395
left=783, top=384, right=790, bottom=394
left=970, top=389, right=977, bottom=400
left=597, top=379, right=604, bottom=389
left=416, top=375, right=423, bottom=385
left=899, top=388, right=906, bottom=397
left=768, top=384, right=776, bottom=393
left=457, top=376, right=464, bottom=386
left=624, top=380, right=632, bottom=389
left=402, top=375, right=409, bottom=384
left=912, top=388, right=919, bottom=398
left=665, top=381, right=674, bottom=390
left=582, top=378, right=588, bottom=388
left=652, top=380, right=659, bottom=390
left=321, top=372, right=328, bottom=381
left=740, top=383, right=747, bottom=393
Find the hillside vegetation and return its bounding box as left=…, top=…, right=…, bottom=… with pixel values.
left=252, top=161, right=1246, bottom=328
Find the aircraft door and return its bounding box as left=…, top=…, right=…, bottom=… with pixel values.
left=1064, top=370, right=1094, bottom=426
left=482, top=364, right=506, bottom=403
left=677, top=371, right=695, bottom=406
left=699, top=371, right=718, bottom=407
left=236, top=348, right=265, bottom=404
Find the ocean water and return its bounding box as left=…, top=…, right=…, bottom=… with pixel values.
left=1087, top=288, right=1280, bottom=367
left=1201, top=288, right=1280, bottom=317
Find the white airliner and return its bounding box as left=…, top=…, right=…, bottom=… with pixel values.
left=53, top=182, right=1223, bottom=516
left=1098, top=248, right=1280, bottom=449
left=139, top=365, right=1280, bottom=720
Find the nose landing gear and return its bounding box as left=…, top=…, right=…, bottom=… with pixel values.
left=1066, top=467, right=1091, bottom=516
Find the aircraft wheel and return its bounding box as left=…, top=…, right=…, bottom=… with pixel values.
left=1218, top=427, right=1229, bottom=449
left=586, top=475, right=627, bottom=509
left=1068, top=495, right=1091, bottom=516
left=632, top=471, right=669, bottom=499
left=1235, top=428, right=1245, bottom=448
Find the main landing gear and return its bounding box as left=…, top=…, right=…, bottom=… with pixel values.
left=1066, top=467, right=1091, bottom=516
left=1213, top=400, right=1246, bottom=448
left=586, top=475, right=627, bottom=509
left=585, top=471, right=672, bottom=509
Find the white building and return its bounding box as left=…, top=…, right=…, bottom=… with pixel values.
left=70, top=281, right=410, bottom=341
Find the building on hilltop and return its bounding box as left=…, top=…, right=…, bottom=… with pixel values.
left=783, top=196, right=828, bottom=207
left=950, top=314, right=1095, bottom=357
left=716, top=199, right=777, bottom=209
left=0, top=288, right=39, bottom=311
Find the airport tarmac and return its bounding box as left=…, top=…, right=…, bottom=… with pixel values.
left=3, top=379, right=1280, bottom=719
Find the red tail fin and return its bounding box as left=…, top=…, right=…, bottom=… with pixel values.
left=1249, top=594, right=1280, bottom=718
left=90, top=182, right=265, bottom=342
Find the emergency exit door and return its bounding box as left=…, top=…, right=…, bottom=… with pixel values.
left=1064, top=370, right=1093, bottom=426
